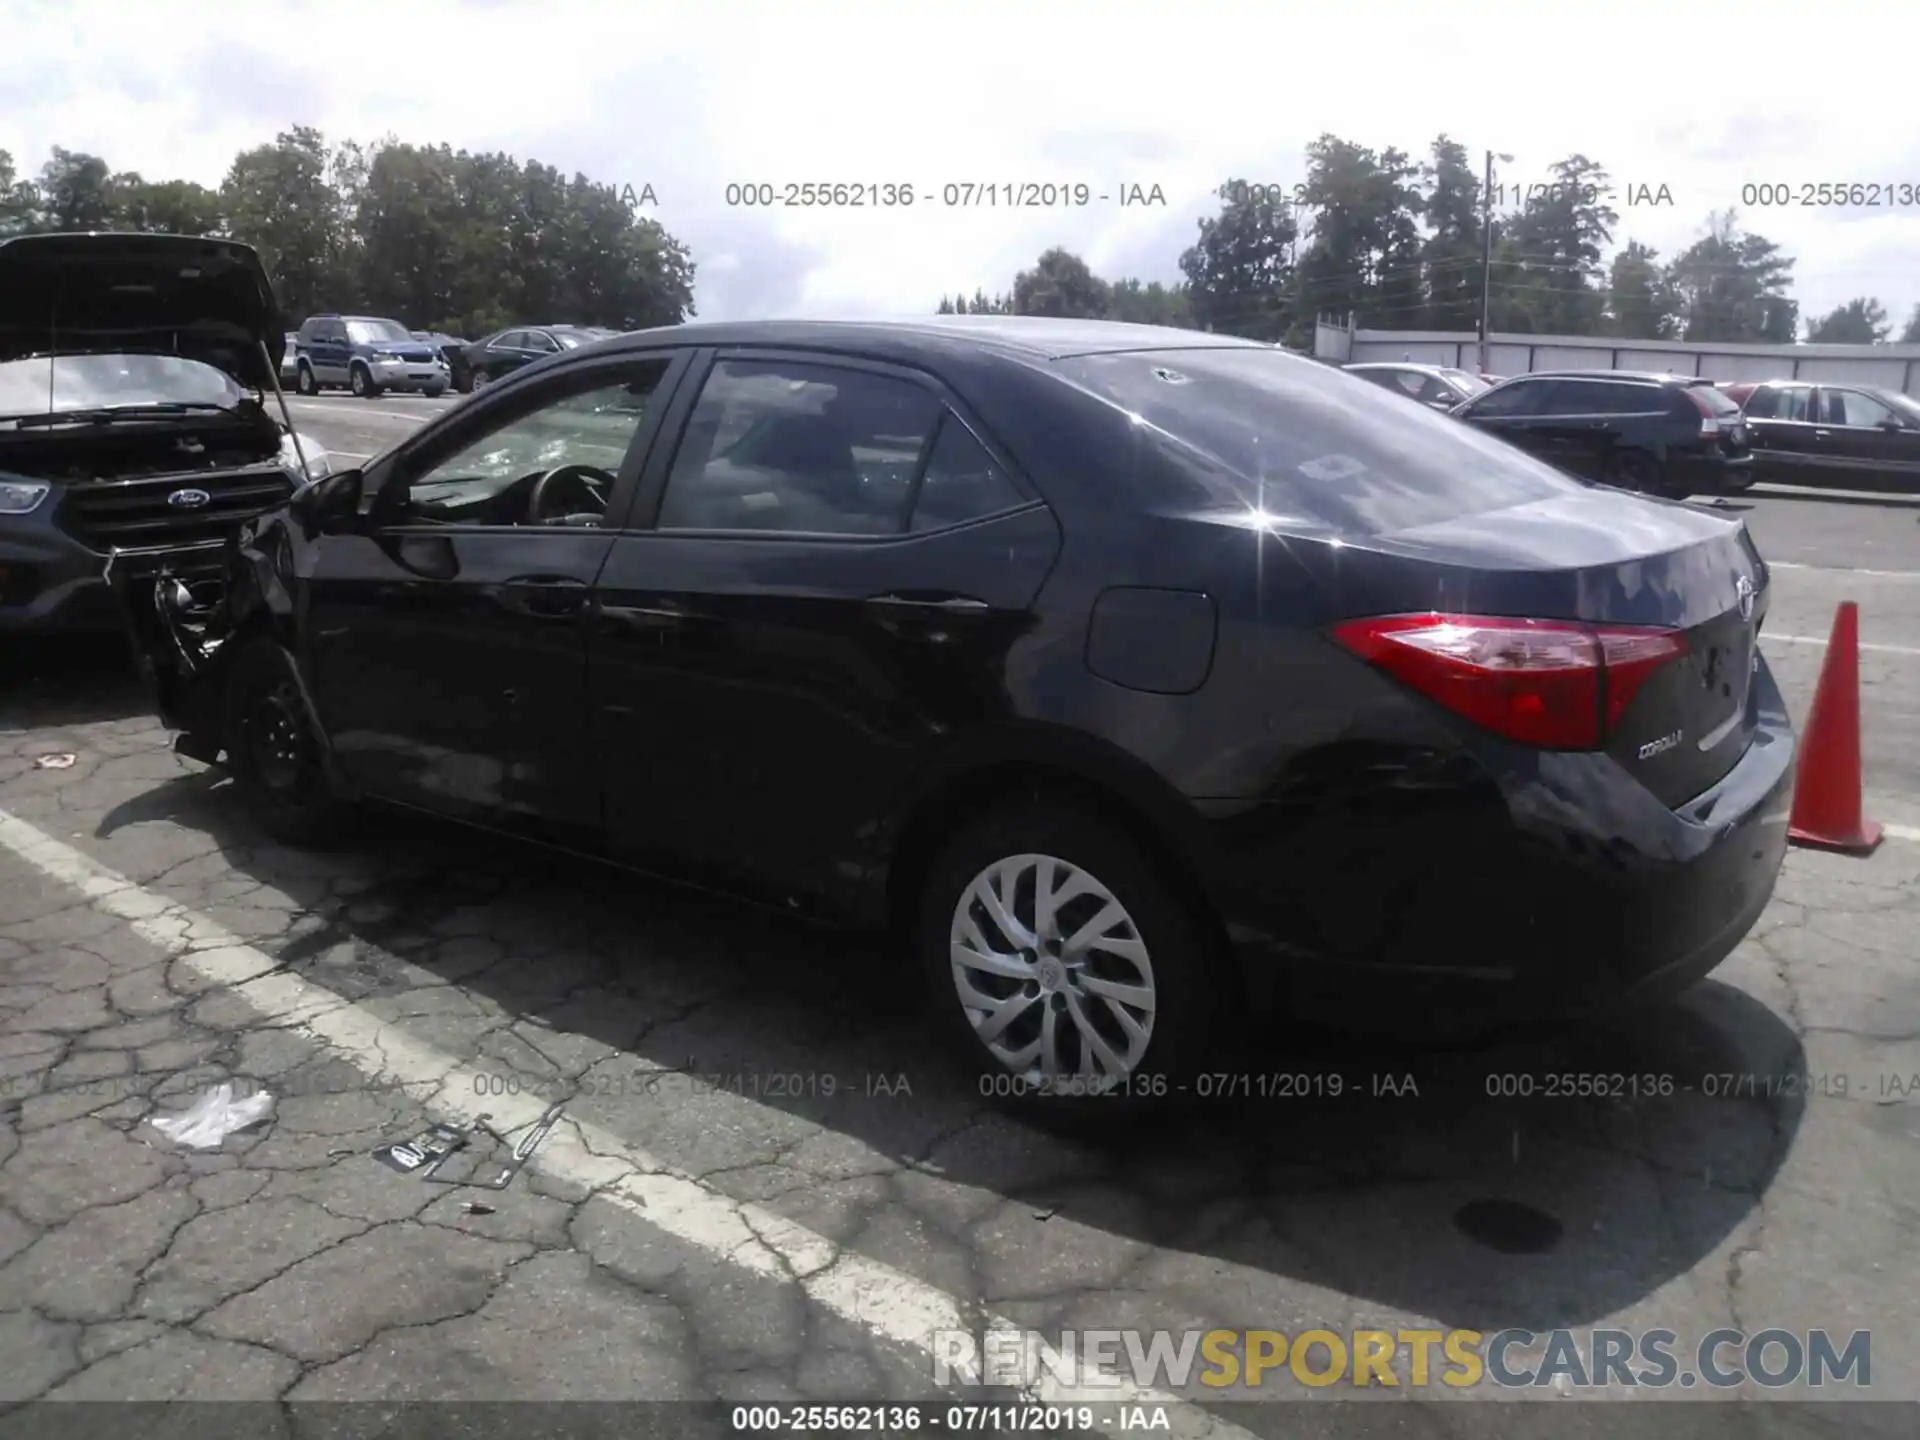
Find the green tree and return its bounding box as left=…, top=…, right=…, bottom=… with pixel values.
left=106, top=175, right=225, bottom=235
left=0, top=150, right=38, bottom=236
left=1604, top=240, right=1679, bottom=339
left=936, top=295, right=956, bottom=314
left=1665, top=210, right=1797, bottom=342
left=1805, top=296, right=1891, bottom=343
left=1420, top=136, right=1481, bottom=330
left=1010, top=247, right=1110, bottom=318
left=1107, top=278, right=1192, bottom=327
left=1902, top=304, right=1920, bottom=343
left=220, top=127, right=355, bottom=320
left=1293, top=137, right=1427, bottom=330
left=1178, top=179, right=1297, bottom=339
left=34, top=148, right=114, bottom=230
left=1502, top=155, right=1617, bottom=335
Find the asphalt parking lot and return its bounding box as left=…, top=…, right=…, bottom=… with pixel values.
left=2, top=397, right=1918, bottom=1437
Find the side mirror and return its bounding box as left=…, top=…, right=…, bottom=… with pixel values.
left=1879, top=418, right=1906, bottom=432
left=290, top=467, right=364, bottom=536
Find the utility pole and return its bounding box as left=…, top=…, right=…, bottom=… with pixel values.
left=1477, top=150, right=1514, bottom=373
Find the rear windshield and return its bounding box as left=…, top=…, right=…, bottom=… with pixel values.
left=1688, top=382, right=1744, bottom=417
left=1440, top=368, right=1490, bottom=395
left=1054, top=347, right=1584, bottom=535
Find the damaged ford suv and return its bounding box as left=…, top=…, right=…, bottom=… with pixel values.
left=0, top=232, right=328, bottom=632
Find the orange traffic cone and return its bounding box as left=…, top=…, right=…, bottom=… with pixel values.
left=1787, top=601, right=1882, bottom=855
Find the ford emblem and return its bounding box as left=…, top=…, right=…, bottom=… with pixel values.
left=166, top=488, right=211, bottom=509
left=1735, top=574, right=1755, bottom=622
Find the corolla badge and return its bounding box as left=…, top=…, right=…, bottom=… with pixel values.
left=166, top=487, right=212, bottom=509
left=1638, top=730, right=1684, bottom=760
left=1736, top=574, right=1755, bottom=622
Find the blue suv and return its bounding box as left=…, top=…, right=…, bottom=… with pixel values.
left=293, top=314, right=449, bottom=398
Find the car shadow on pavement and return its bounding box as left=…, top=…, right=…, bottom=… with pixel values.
left=82, top=767, right=1808, bottom=1337
left=0, top=637, right=147, bottom=734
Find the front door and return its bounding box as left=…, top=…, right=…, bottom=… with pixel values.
left=1812, top=388, right=1920, bottom=491
left=306, top=350, right=689, bottom=843
left=1458, top=376, right=1557, bottom=459
left=589, top=350, right=1060, bottom=913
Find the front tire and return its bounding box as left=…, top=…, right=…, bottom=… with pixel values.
left=295, top=362, right=319, bottom=396
left=350, top=363, right=381, bottom=398
left=424, top=385, right=447, bottom=399
left=471, top=368, right=491, bottom=390
left=223, top=639, right=352, bottom=846
left=917, top=801, right=1226, bottom=1113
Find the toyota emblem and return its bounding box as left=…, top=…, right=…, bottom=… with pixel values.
left=166, top=488, right=211, bottom=509
left=1735, top=574, right=1755, bottom=622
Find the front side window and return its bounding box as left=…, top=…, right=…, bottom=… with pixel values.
left=657, top=360, right=943, bottom=535
left=397, top=363, right=668, bottom=524
left=1466, top=378, right=1550, bottom=417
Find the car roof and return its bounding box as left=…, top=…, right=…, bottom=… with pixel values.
left=1345, top=362, right=1463, bottom=374
left=592, top=316, right=1274, bottom=364
left=1517, top=369, right=1707, bottom=385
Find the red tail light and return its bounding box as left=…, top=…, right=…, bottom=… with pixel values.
left=1682, top=386, right=1723, bottom=437
left=1331, top=613, right=1689, bottom=750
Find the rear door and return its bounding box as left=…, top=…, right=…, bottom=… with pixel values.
left=589, top=348, right=1060, bottom=911
left=313, top=320, right=350, bottom=385
left=1740, top=383, right=1818, bottom=481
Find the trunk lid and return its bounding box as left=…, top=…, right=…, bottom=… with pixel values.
left=1329, top=489, right=1769, bottom=808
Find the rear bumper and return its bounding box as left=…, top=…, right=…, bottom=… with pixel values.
left=1671, top=450, right=1753, bottom=488
left=1202, top=666, right=1796, bottom=1036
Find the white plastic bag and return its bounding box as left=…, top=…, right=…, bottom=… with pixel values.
left=148, top=1082, right=274, bottom=1149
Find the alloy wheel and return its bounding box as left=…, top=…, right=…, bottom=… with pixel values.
left=241, top=678, right=319, bottom=810
left=948, top=852, right=1157, bottom=1087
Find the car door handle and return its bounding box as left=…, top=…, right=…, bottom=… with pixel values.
left=501, top=575, right=589, bottom=617
left=864, top=593, right=989, bottom=612
left=1813, top=429, right=1831, bottom=438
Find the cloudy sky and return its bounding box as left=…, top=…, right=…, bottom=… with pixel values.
left=5, top=0, right=1918, bottom=332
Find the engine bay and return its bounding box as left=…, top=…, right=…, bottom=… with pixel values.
left=0, top=406, right=282, bottom=482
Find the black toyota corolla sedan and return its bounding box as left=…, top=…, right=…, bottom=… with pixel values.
left=117, top=317, right=1794, bottom=1102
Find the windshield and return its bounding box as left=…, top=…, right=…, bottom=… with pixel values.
left=0, top=353, right=247, bottom=420
left=1441, top=369, right=1490, bottom=395
left=557, top=329, right=615, bottom=349
left=346, top=319, right=413, bottom=345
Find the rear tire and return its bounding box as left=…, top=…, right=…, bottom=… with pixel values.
left=295, top=363, right=319, bottom=396
left=471, top=369, right=491, bottom=390
left=223, top=639, right=352, bottom=846
left=916, top=800, right=1229, bottom=1116
left=1606, top=447, right=1674, bottom=496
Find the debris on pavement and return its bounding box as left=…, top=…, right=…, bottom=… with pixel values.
left=147, top=1082, right=274, bottom=1149
left=461, top=1201, right=497, bottom=1216
left=373, top=1116, right=487, bottom=1175
left=421, top=1100, right=567, bottom=1191
left=33, top=752, right=77, bottom=769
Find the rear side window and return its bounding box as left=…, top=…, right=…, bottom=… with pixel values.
left=1056, top=348, right=1581, bottom=536
left=1742, top=388, right=1778, bottom=419
left=659, top=359, right=943, bottom=535
left=910, top=418, right=1026, bottom=530
left=1686, top=383, right=1744, bottom=418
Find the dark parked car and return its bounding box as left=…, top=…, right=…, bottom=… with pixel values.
left=293, top=314, right=450, bottom=398
left=1453, top=369, right=1755, bottom=496
left=0, top=232, right=327, bottom=633
left=1343, top=362, right=1489, bottom=412
left=461, top=326, right=619, bottom=391
left=1719, top=380, right=1920, bottom=491
left=411, top=331, right=472, bottom=391
left=117, top=319, right=1793, bottom=1106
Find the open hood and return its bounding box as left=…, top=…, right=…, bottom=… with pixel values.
left=0, top=232, right=286, bottom=391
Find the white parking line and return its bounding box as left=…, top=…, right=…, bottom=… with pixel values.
left=0, top=808, right=1251, bottom=1437
left=1767, top=633, right=1920, bottom=657
left=1886, top=823, right=1920, bottom=844
left=1770, top=562, right=1920, bottom=580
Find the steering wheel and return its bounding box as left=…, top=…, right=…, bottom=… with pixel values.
left=527, top=464, right=616, bottom=525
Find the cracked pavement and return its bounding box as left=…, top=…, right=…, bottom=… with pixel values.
left=1, top=480, right=1917, bottom=1438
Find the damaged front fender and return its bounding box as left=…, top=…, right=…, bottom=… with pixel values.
left=110, top=508, right=304, bottom=765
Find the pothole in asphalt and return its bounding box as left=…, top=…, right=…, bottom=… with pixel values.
left=1453, top=1198, right=1563, bottom=1254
